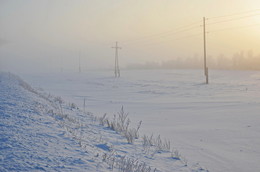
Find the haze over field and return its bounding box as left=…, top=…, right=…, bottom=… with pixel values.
left=1, top=1, right=260, bottom=172
left=0, top=0, right=260, bottom=72
left=21, top=69, right=260, bottom=172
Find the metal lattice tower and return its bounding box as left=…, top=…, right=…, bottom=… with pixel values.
left=112, top=42, right=121, bottom=78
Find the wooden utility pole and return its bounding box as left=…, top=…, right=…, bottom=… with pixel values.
left=203, top=17, right=209, bottom=84
left=112, top=42, right=121, bottom=78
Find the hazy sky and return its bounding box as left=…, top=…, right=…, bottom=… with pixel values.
left=0, top=0, right=259, bottom=73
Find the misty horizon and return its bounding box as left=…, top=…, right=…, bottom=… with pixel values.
left=1, top=1, right=260, bottom=171
left=0, top=0, right=260, bottom=73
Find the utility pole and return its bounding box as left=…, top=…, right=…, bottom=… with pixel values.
left=112, top=42, right=121, bottom=78
left=203, top=17, right=209, bottom=84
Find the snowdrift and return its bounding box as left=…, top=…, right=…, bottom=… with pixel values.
left=0, top=72, right=207, bottom=172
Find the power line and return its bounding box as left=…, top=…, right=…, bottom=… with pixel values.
left=123, top=25, right=201, bottom=46
left=207, top=13, right=260, bottom=25
left=120, top=11, right=259, bottom=49
left=121, top=20, right=201, bottom=45
left=121, top=10, right=260, bottom=45
left=126, top=33, right=202, bottom=48
left=209, top=22, right=260, bottom=33
left=209, top=9, right=260, bottom=20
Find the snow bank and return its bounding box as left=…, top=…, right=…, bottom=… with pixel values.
left=0, top=72, right=207, bottom=171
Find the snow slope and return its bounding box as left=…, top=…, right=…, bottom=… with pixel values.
left=20, top=69, right=260, bottom=172
left=0, top=73, right=95, bottom=171
left=0, top=72, right=206, bottom=171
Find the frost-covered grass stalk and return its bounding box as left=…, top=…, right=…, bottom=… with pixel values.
left=99, top=106, right=142, bottom=144
left=170, top=149, right=181, bottom=160
left=142, top=134, right=171, bottom=154
left=48, top=105, right=155, bottom=172
left=102, top=152, right=156, bottom=172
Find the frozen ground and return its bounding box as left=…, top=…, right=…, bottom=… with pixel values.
left=20, top=69, right=260, bottom=172
left=0, top=72, right=206, bottom=171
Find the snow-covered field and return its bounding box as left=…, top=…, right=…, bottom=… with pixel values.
left=19, top=69, right=260, bottom=172
left=0, top=71, right=207, bottom=172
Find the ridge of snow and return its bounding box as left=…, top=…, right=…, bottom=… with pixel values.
left=0, top=72, right=208, bottom=171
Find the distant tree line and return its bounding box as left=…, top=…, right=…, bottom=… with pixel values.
left=126, top=50, right=260, bottom=71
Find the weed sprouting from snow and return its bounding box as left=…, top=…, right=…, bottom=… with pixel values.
left=99, top=113, right=107, bottom=126
left=102, top=152, right=156, bottom=172
left=54, top=96, right=63, bottom=104
left=170, top=149, right=181, bottom=160
left=142, top=134, right=171, bottom=155
left=98, top=106, right=142, bottom=144
left=69, top=102, right=77, bottom=110
left=98, top=106, right=192, bottom=170
left=182, top=157, right=188, bottom=167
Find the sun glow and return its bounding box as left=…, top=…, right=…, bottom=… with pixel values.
left=1, top=0, right=260, bottom=72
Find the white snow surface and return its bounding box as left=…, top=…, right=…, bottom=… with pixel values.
left=0, top=71, right=206, bottom=172
left=19, top=69, right=260, bottom=172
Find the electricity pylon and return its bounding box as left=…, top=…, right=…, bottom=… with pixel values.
left=112, top=42, right=121, bottom=78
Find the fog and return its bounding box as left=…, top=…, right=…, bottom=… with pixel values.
left=0, top=0, right=259, bottom=73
